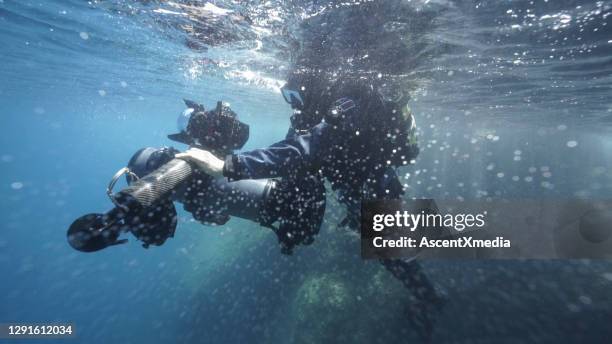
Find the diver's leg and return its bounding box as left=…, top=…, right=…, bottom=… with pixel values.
left=380, top=258, right=445, bottom=341
left=380, top=258, right=442, bottom=304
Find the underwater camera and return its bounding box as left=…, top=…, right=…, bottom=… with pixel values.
left=66, top=100, right=249, bottom=252
left=67, top=99, right=325, bottom=254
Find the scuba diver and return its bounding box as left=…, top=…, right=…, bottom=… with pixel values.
left=66, top=69, right=444, bottom=340
left=174, top=68, right=446, bottom=339
left=65, top=0, right=446, bottom=338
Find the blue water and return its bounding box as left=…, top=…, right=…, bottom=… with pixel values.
left=1, top=0, right=612, bottom=343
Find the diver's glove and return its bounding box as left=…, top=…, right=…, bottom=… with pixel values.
left=181, top=169, right=230, bottom=225
left=176, top=147, right=225, bottom=178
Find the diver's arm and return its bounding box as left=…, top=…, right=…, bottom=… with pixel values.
left=176, top=122, right=330, bottom=180
left=223, top=122, right=329, bottom=180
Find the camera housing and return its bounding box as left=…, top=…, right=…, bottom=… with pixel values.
left=168, top=99, right=249, bottom=156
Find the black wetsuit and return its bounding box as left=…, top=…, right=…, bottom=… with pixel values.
left=218, top=87, right=441, bottom=311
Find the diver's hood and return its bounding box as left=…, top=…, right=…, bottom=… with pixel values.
left=284, top=69, right=329, bottom=110
left=286, top=70, right=378, bottom=111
